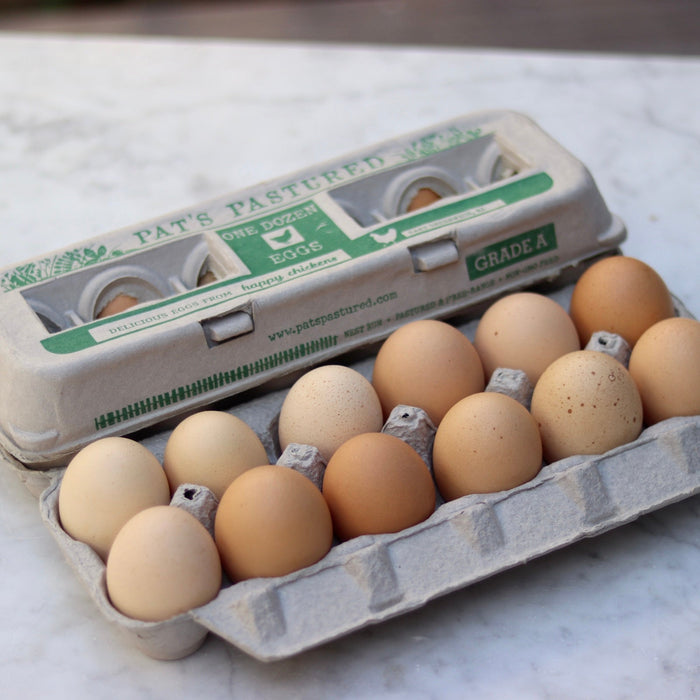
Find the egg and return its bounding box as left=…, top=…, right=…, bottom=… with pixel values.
left=531, top=350, right=643, bottom=462
left=106, top=505, right=222, bottom=622
left=407, top=187, right=442, bottom=212
left=215, top=465, right=333, bottom=581
left=372, top=319, right=485, bottom=426
left=628, top=317, right=700, bottom=425
left=96, top=293, right=138, bottom=318
left=163, top=410, right=268, bottom=500
left=474, top=292, right=580, bottom=384
left=278, top=364, right=384, bottom=463
left=432, top=392, right=542, bottom=500
left=322, top=432, right=435, bottom=540
left=58, top=436, right=171, bottom=561
left=569, top=255, right=675, bottom=346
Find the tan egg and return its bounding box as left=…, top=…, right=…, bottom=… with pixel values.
left=278, top=364, right=384, bottom=463
left=407, top=187, right=442, bottom=211
left=569, top=255, right=675, bottom=347
left=322, top=432, right=435, bottom=540
left=628, top=317, right=700, bottom=425
left=214, top=465, right=333, bottom=581
left=432, top=392, right=542, bottom=500
left=163, top=410, right=268, bottom=500
left=531, top=350, right=643, bottom=462
left=58, top=436, right=171, bottom=561
left=96, top=293, right=138, bottom=318
left=474, top=292, right=580, bottom=384
left=372, top=319, right=485, bottom=426
left=106, top=505, right=222, bottom=622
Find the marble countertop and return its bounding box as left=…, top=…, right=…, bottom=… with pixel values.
left=1, top=33, right=699, bottom=699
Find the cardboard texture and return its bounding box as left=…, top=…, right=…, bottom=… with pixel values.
left=1, top=111, right=697, bottom=662
left=26, top=321, right=700, bottom=661
left=0, top=110, right=625, bottom=466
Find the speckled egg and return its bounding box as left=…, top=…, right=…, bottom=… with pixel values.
left=531, top=350, right=643, bottom=462
left=432, top=392, right=543, bottom=500
left=278, top=365, right=384, bottom=463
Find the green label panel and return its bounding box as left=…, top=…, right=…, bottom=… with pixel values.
left=215, top=173, right=554, bottom=281
left=215, top=201, right=373, bottom=276
left=369, top=172, right=553, bottom=241
left=41, top=172, right=553, bottom=355
left=466, top=223, right=558, bottom=280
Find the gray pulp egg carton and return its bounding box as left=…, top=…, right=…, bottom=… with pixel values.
left=3, top=110, right=697, bottom=662
left=0, top=109, right=626, bottom=467
left=15, top=286, right=700, bottom=662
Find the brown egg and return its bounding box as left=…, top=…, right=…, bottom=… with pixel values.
left=407, top=187, right=442, bottom=211
left=163, top=410, right=268, bottom=500
left=215, top=465, right=333, bottom=581
left=531, top=350, right=643, bottom=462
left=322, top=432, right=435, bottom=540
left=278, top=365, right=384, bottom=463
left=628, top=317, right=700, bottom=425
left=569, top=255, right=675, bottom=346
left=58, top=436, right=171, bottom=561
left=372, top=319, right=485, bottom=425
left=106, top=505, right=222, bottom=622
left=474, top=292, right=580, bottom=384
left=96, top=293, right=139, bottom=318
left=432, top=392, right=542, bottom=500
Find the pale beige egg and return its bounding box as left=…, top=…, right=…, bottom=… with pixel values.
left=628, top=317, right=700, bottom=425
left=278, top=364, right=384, bottom=463
left=214, top=465, right=333, bottom=581
left=163, top=410, right=268, bottom=500
left=58, top=436, right=171, bottom=561
left=569, top=255, right=675, bottom=347
left=531, top=350, right=643, bottom=462
left=322, top=432, right=435, bottom=540
left=372, top=319, right=485, bottom=426
left=432, top=392, right=542, bottom=500
left=106, top=505, right=222, bottom=622
left=474, top=292, right=580, bottom=384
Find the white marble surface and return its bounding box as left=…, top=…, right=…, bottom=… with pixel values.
left=1, top=33, right=699, bottom=699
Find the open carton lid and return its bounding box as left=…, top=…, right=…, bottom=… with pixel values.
left=0, top=110, right=625, bottom=467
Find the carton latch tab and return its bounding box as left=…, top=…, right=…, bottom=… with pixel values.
left=201, top=310, right=254, bottom=345
left=410, top=238, right=460, bottom=272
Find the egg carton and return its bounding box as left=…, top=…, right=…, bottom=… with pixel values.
left=0, top=109, right=626, bottom=467
left=3, top=110, right=695, bottom=663
left=2, top=284, right=695, bottom=662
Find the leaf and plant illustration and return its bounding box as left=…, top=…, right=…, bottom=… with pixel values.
left=399, top=126, right=484, bottom=163
left=0, top=244, right=126, bottom=293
